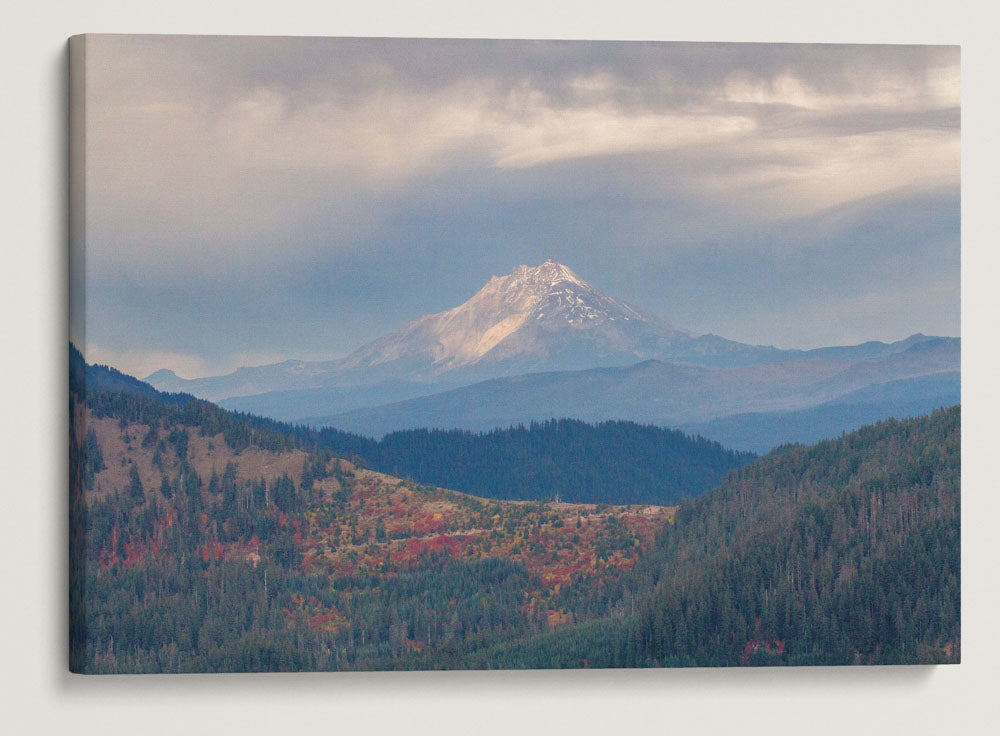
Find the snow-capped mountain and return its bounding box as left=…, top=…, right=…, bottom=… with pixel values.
left=144, top=260, right=954, bottom=415
left=334, top=259, right=690, bottom=383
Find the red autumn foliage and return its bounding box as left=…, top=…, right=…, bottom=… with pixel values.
left=741, top=639, right=786, bottom=665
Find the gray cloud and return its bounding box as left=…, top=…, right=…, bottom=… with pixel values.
left=77, top=35, right=960, bottom=378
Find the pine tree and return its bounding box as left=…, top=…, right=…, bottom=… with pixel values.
left=128, top=463, right=145, bottom=504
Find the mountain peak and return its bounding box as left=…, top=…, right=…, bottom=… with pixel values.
left=335, top=260, right=687, bottom=381
left=484, top=260, right=585, bottom=293
left=514, top=259, right=586, bottom=288
left=479, top=260, right=659, bottom=331
left=145, top=368, right=180, bottom=382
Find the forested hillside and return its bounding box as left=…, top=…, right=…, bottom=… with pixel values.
left=74, top=345, right=746, bottom=507
left=472, top=407, right=960, bottom=668
left=69, top=346, right=674, bottom=672
left=70, top=345, right=960, bottom=671
left=345, top=421, right=754, bottom=505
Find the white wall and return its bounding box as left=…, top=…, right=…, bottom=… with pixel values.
left=2, top=2, right=997, bottom=734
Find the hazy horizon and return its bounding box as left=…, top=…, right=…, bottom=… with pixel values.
left=72, top=36, right=960, bottom=380
left=91, top=255, right=959, bottom=382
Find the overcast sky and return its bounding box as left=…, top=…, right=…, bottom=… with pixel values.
left=73, top=35, right=960, bottom=379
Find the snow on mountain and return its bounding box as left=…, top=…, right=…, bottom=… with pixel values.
left=143, top=260, right=954, bottom=410
left=335, top=259, right=689, bottom=381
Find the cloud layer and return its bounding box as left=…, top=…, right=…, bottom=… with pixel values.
left=75, top=36, right=960, bottom=378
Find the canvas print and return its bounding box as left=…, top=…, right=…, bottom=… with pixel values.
left=68, top=35, right=960, bottom=673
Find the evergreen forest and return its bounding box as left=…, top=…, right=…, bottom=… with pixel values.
left=69, top=344, right=960, bottom=671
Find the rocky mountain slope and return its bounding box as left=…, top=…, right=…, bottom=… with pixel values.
left=146, top=259, right=693, bottom=399
left=332, top=259, right=692, bottom=383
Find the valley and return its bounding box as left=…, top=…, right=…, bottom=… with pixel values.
left=71, top=345, right=960, bottom=671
